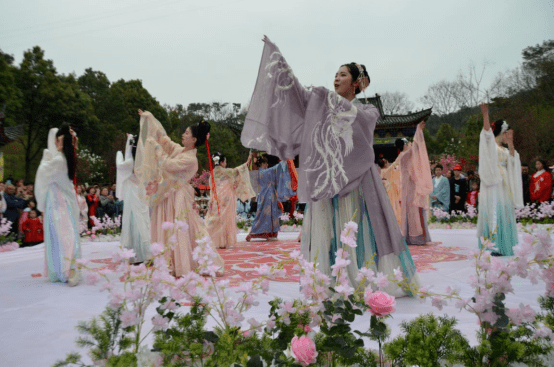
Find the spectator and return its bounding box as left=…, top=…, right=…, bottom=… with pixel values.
left=99, top=186, right=116, bottom=218
left=76, top=186, right=88, bottom=225
left=110, top=183, right=123, bottom=217
left=430, top=164, right=450, bottom=212
left=18, top=198, right=38, bottom=234
left=521, top=163, right=531, bottom=204
left=194, top=185, right=209, bottom=217
left=0, top=182, right=6, bottom=219
left=450, top=164, right=467, bottom=213
left=4, top=184, right=26, bottom=235
left=466, top=171, right=477, bottom=191
left=21, top=208, right=44, bottom=247
left=444, top=169, right=453, bottom=181
left=466, top=180, right=480, bottom=207
left=86, top=187, right=100, bottom=227
left=530, top=158, right=552, bottom=203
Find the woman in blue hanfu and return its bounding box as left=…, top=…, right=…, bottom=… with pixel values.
left=116, top=134, right=151, bottom=264
left=35, top=124, right=81, bottom=286
left=477, top=103, right=523, bottom=256
left=241, top=36, right=420, bottom=296
left=246, top=155, right=294, bottom=241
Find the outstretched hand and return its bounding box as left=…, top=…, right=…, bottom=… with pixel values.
left=138, top=109, right=144, bottom=116
left=479, top=103, right=489, bottom=116
left=480, top=103, right=491, bottom=131
left=262, top=35, right=269, bottom=43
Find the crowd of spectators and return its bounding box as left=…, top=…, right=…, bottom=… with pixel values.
left=0, top=178, right=123, bottom=246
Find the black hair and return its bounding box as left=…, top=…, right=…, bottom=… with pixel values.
left=535, top=157, right=550, bottom=172
left=434, top=163, right=443, bottom=171
left=395, top=138, right=407, bottom=152
left=189, top=120, right=211, bottom=148
left=27, top=198, right=37, bottom=207
left=521, top=162, right=529, bottom=167
left=377, top=158, right=388, bottom=169
left=56, top=123, right=77, bottom=182
left=341, top=63, right=370, bottom=95
left=212, top=152, right=226, bottom=166
left=492, top=119, right=508, bottom=137
left=256, top=156, right=268, bottom=167
left=29, top=208, right=39, bottom=215
left=130, top=134, right=138, bottom=162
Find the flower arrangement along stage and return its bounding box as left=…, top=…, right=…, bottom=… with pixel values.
left=81, top=215, right=122, bottom=242
left=54, top=218, right=554, bottom=366
left=0, top=217, right=19, bottom=252
left=280, top=211, right=303, bottom=232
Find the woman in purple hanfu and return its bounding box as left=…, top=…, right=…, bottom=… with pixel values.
left=241, top=36, right=420, bottom=296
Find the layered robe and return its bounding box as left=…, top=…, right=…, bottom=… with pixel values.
left=135, top=112, right=224, bottom=276
left=205, top=163, right=255, bottom=248
left=116, top=135, right=152, bottom=263
left=35, top=128, right=81, bottom=283
left=240, top=37, right=420, bottom=296
left=530, top=170, right=552, bottom=203
left=477, top=129, right=523, bottom=256
left=399, top=125, right=433, bottom=245
left=430, top=175, right=450, bottom=212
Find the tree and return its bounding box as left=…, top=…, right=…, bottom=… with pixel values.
left=419, top=80, right=461, bottom=116
left=14, top=46, right=96, bottom=182
left=379, top=91, right=415, bottom=115
left=0, top=48, right=22, bottom=124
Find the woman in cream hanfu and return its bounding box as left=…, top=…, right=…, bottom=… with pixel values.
left=135, top=110, right=224, bottom=277
left=381, top=156, right=402, bottom=227
left=477, top=103, right=523, bottom=256
left=116, top=134, right=151, bottom=264
left=396, top=123, right=434, bottom=245
left=205, top=152, right=255, bottom=248
left=35, top=124, right=81, bottom=286
left=241, top=36, right=420, bottom=296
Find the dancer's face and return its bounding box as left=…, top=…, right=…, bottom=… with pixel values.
left=334, top=66, right=356, bottom=99
left=182, top=128, right=197, bottom=149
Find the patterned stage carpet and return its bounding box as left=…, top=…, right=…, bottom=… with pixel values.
left=218, top=240, right=468, bottom=284
left=36, top=240, right=468, bottom=284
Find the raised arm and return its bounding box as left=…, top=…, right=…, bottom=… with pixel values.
left=480, top=103, right=491, bottom=131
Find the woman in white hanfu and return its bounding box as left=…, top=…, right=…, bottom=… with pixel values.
left=35, top=124, right=81, bottom=286
left=134, top=110, right=224, bottom=277
left=241, top=36, right=420, bottom=296
left=116, top=134, right=152, bottom=264
left=477, top=103, right=523, bottom=256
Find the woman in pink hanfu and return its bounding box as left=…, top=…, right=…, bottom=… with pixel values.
left=241, top=36, right=421, bottom=297
left=134, top=110, right=224, bottom=277
left=205, top=152, right=255, bottom=249
left=396, top=122, right=434, bottom=245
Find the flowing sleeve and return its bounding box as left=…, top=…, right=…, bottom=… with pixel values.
left=409, top=125, right=433, bottom=209
left=506, top=150, right=524, bottom=209
left=116, top=135, right=135, bottom=200
left=135, top=111, right=175, bottom=187
left=275, top=161, right=295, bottom=201
left=478, top=129, right=501, bottom=187
left=230, top=163, right=256, bottom=202
left=34, top=149, right=67, bottom=212
left=241, top=37, right=311, bottom=160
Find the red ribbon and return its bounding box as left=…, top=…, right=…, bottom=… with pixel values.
left=205, top=136, right=220, bottom=214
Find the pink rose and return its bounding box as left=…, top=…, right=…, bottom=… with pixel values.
left=291, top=335, right=318, bottom=366
left=364, top=290, right=396, bottom=317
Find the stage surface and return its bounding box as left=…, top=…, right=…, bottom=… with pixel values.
left=0, top=229, right=549, bottom=366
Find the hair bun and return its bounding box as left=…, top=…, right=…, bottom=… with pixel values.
left=192, top=120, right=211, bottom=147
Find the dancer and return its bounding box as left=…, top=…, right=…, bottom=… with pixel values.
left=116, top=134, right=152, bottom=264
left=134, top=110, right=224, bottom=276
left=477, top=103, right=523, bottom=256
left=35, top=124, right=80, bottom=285
left=530, top=158, right=552, bottom=203
left=396, top=123, right=434, bottom=245
left=205, top=152, right=255, bottom=248
left=430, top=164, right=450, bottom=212
left=241, top=36, right=420, bottom=296
left=381, top=156, right=402, bottom=227
left=246, top=156, right=295, bottom=241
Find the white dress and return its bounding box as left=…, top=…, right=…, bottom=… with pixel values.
left=35, top=128, right=81, bottom=283
left=477, top=129, right=523, bottom=256
left=116, top=135, right=152, bottom=263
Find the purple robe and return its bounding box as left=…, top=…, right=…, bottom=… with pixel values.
left=241, top=38, right=406, bottom=258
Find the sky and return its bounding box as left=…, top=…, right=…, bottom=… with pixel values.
left=1, top=0, right=552, bottom=111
